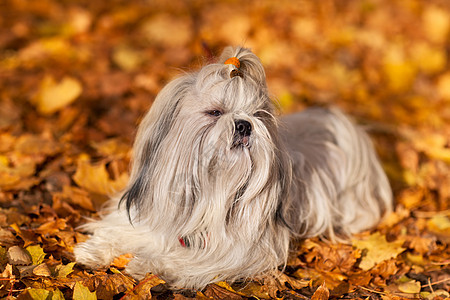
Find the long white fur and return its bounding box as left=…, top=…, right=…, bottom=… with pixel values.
left=74, top=46, right=392, bottom=289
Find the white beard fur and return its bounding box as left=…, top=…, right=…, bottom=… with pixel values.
left=74, top=46, right=392, bottom=289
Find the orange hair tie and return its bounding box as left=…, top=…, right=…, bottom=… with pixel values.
left=224, top=57, right=240, bottom=69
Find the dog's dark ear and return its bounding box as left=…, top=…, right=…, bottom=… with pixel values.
left=219, top=46, right=267, bottom=87
left=120, top=75, right=194, bottom=222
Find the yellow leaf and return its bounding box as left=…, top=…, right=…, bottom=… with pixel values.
left=91, top=138, right=130, bottom=158
left=54, top=262, right=76, bottom=278
left=113, top=45, right=143, bottom=71
left=352, top=232, right=405, bottom=270
left=51, top=288, right=65, bottom=300
left=383, top=45, right=416, bottom=92
left=398, top=278, right=421, bottom=294
left=427, top=215, right=450, bottom=235
left=411, top=42, right=446, bottom=74
left=437, top=72, right=450, bottom=101
left=35, top=76, right=82, bottom=115
left=236, top=281, right=270, bottom=299
left=73, top=160, right=129, bottom=195
left=216, top=281, right=243, bottom=295
left=27, top=288, right=50, bottom=300
left=73, top=282, right=97, bottom=300
left=25, top=245, right=46, bottom=265
left=423, top=6, right=450, bottom=44
left=277, top=91, right=295, bottom=112
left=141, top=14, right=192, bottom=47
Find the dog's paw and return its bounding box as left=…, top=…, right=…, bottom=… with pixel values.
left=73, top=241, right=115, bottom=268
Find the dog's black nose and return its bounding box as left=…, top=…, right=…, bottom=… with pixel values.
left=235, top=120, right=252, bottom=137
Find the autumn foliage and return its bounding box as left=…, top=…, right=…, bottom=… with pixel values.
left=0, top=0, right=449, bottom=299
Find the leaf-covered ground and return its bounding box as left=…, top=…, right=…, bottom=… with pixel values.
left=0, top=0, right=449, bottom=299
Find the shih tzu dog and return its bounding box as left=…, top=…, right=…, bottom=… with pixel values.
left=74, top=46, right=392, bottom=289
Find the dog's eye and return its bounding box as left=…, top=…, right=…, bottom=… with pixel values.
left=206, top=110, right=223, bottom=117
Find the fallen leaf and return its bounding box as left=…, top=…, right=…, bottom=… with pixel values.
left=73, top=159, right=129, bottom=196
left=204, top=283, right=243, bottom=300
left=32, top=263, right=52, bottom=277
left=36, top=218, right=67, bottom=235
left=73, top=281, right=97, bottom=300
left=113, top=45, right=144, bottom=71
left=0, top=228, right=17, bottom=246
left=7, top=245, right=32, bottom=265
left=126, top=274, right=166, bottom=299
left=111, top=253, right=132, bottom=269
left=311, top=282, right=330, bottom=300
left=54, top=262, right=76, bottom=278
left=234, top=281, right=270, bottom=299
left=27, top=288, right=51, bottom=300
left=352, top=233, right=405, bottom=270
left=34, top=76, right=83, bottom=115
left=423, top=6, right=450, bottom=44
left=140, top=14, right=192, bottom=47
left=397, top=277, right=421, bottom=294
left=25, top=244, right=46, bottom=265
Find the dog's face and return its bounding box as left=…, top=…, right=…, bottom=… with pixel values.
left=120, top=47, right=290, bottom=242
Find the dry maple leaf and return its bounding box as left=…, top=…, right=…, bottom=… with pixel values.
left=73, top=159, right=129, bottom=196
left=352, top=232, right=406, bottom=270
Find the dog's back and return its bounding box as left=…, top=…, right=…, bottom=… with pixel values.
left=279, top=107, right=392, bottom=240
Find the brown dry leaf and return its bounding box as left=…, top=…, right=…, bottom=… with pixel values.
left=0, top=228, right=17, bottom=246
left=10, top=223, right=37, bottom=247
left=294, top=267, right=347, bottom=290
left=311, top=282, right=329, bottom=300
left=408, top=235, right=436, bottom=254
left=0, top=157, right=37, bottom=190
left=352, top=232, right=405, bottom=271
left=55, top=185, right=95, bottom=211
left=370, top=259, right=398, bottom=280
left=111, top=253, right=133, bottom=269
left=234, top=281, right=270, bottom=299
left=15, top=134, right=61, bottom=157
left=126, top=274, right=166, bottom=299
left=303, top=240, right=360, bottom=273
left=73, top=159, right=129, bottom=196
left=203, top=283, right=244, bottom=300
left=32, top=263, right=52, bottom=277
left=7, top=245, right=32, bottom=265
left=35, top=218, right=67, bottom=235
left=91, top=138, right=130, bottom=159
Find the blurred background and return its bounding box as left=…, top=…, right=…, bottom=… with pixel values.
left=0, top=1, right=449, bottom=298
left=0, top=0, right=449, bottom=223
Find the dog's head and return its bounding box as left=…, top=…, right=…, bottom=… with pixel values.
left=120, top=47, right=290, bottom=241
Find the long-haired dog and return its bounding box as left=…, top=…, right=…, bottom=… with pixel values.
left=74, top=46, right=392, bottom=289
